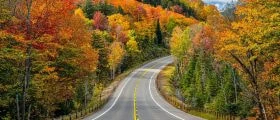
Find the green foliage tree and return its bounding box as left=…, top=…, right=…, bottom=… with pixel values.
left=82, top=0, right=122, bottom=19
left=0, top=34, right=24, bottom=120
left=166, top=18, right=177, bottom=35
left=143, top=0, right=161, bottom=6
left=82, top=0, right=95, bottom=19
left=92, top=30, right=112, bottom=83
left=142, top=0, right=196, bottom=18
left=123, top=30, right=141, bottom=68
left=155, top=19, right=163, bottom=46
left=0, top=0, right=12, bottom=29
left=170, top=22, right=252, bottom=117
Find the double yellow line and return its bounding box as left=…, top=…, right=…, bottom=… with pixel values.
left=133, top=81, right=139, bottom=120
left=133, top=61, right=162, bottom=120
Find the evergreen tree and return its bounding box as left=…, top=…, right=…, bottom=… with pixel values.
left=92, top=31, right=111, bottom=83
left=155, top=19, right=163, bottom=45
left=82, top=0, right=95, bottom=19
left=181, top=57, right=196, bottom=87
left=143, top=0, right=159, bottom=6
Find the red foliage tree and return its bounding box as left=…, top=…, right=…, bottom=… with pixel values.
left=93, top=11, right=108, bottom=30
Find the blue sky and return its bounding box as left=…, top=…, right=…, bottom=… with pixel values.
left=202, top=0, right=237, bottom=3
left=202, top=0, right=238, bottom=11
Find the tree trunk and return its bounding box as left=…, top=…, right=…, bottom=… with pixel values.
left=230, top=53, right=267, bottom=120
left=84, top=79, right=88, bottom=107
left=201, top=60, right=206, bottom=93
left=232, top=69, right=238, bottom=103
left=113, top=68, right=115, bottom=80
left=16, top=94, right=20, bottom=120
left=256, top=91, right=267, bottom=120
left=27, top=105, right=31, bottom=120
left=111, top=67, right=115, bottom=80
left=22, top=43, right=31, bottom=120
left=22, top=0, right=33, bottom=119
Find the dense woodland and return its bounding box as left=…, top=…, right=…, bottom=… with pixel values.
left=168, top=0, right=280, bottom=120
left=0, top=0, right=279, bottom=119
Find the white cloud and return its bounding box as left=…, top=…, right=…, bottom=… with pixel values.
left=203, top=0, right=238, bottom=11
left=203, top=0, right=237, bottom=3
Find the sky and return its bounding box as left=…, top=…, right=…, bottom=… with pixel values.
left=202, top=0, right=237, bottom=11
left=202, top=0, right=237, bottom=3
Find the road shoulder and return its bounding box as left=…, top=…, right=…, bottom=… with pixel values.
left=156, top=64, right=211, bottom=120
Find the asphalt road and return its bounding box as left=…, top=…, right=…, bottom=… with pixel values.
left=84, top=56, right=203, bottom=120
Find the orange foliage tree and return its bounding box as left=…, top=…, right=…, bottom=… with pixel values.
left=2, top=0, right=99, bottom=118
left=215, top=0, right=280, bottom=119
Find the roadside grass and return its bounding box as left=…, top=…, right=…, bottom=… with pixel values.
left=188, top=110, right=217, bottom=120
left=160, top=65, right=175, bottom=95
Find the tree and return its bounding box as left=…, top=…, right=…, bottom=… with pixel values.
left=83, top=0, right=95, bottom=19
left=108, top=42, right=125, bottom=80
left=92, top=0, right=119, bottom=15
left=143, top=0, right=161, bottom=6
left=124, top=30, right=141, bottom=66
left=93, top=11, right=108, bottom=30
left=74, top=8, right=92, bottom=26
left=0, top=31, right=25, bottom=120
left=31, top=5, right=98, bottom=117
left=216, top=0, right=280, bottom=119
left=92, top=30, right=112, bottom=82
left=22, top=0, right=32, bottom=119
left=166, top=18, right=177, bottom=35
left=170, top=26, right=191, bottom=78
left=126, top=30, right=140, bottom=54
left=133, top=5, right=147, bottom=22
left=0, top=0, right=12, bottom=29
left=171, top=5, right=183, bottom=14
left=155, top=19, right=163, bottom=45
left=1, top=0, right=100, bottom=118
left=108, top=14, right=130, bottom=43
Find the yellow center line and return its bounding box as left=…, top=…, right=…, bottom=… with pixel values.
left=133, top=83, right=138, bottom=120
left=133, top=62, right=162, bottom=120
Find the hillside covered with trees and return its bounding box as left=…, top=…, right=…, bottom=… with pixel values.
left=0, top=0, right=279, bottom=119
left=168, top=0, right=279, bottom=119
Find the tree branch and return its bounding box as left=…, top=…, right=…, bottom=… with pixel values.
left=230, top=52, right=255, bottom=82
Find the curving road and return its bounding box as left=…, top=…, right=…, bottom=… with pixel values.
left=84, top=56, right=203, bottom=120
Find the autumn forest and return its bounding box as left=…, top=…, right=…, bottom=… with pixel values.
left=0, top=0, right=279, bottom=120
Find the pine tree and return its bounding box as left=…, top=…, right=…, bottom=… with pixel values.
left=155, top=19, right=163, bottom=45
left=92, top=30, right=111, bottom=82
left=83, top=0, right=94, bottom=19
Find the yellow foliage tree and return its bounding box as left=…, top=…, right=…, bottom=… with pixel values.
left=108, top=14, right=130, bottom=43
left=108, top=41, right=125, bottom=80
left=74, top=8, right=92, bottom=26
left=215, top=0, right=280, bottom=119
left=126, top=31, right=140, bottom=54
left=170, top=26, right=191, bottom=77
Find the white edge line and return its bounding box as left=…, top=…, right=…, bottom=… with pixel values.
left=91, top=71, right=137, bottom=120
left=148, top=63, right=185, bottom=120
left=148, top=63, right=205, bottom=120
left=90, top=57, right=169, bottom=120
